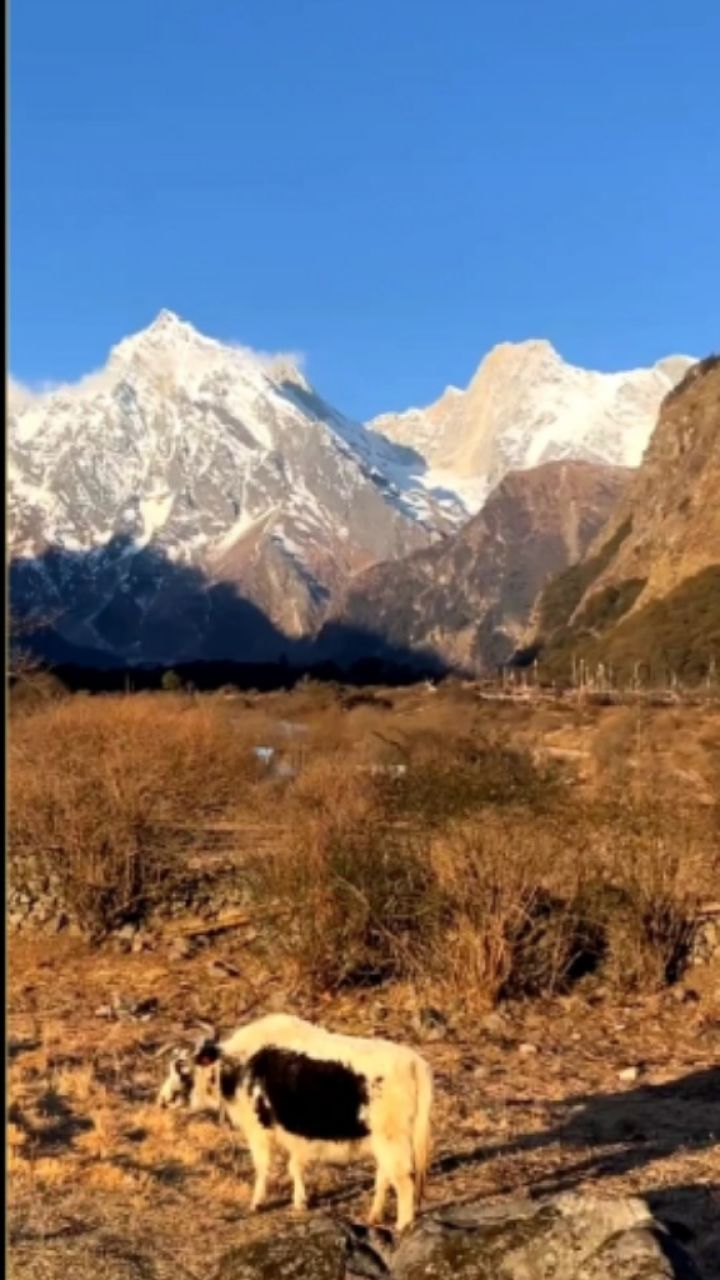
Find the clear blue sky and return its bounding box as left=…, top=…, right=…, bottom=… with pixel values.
left=9, top=0, right=719, bottom=418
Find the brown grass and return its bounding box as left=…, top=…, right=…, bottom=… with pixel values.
left=426, top=814, right=584, bottom=1003
left=7, top=927, right=720, bottom=1278
left=250, top=773, right=437, bottom=990
left=8, top=686, right=720, bottom=1003
left=8, top=694, right=267, bottom=932
left=247, top=759, right=717, bottom=1001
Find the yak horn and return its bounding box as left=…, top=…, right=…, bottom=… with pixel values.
left=194, top=1020, right=218, bottom=1041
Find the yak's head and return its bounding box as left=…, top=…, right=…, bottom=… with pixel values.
left=157, top=1028, right=240, bottom=1115
left=157, top=1048, right=195, bottom=1109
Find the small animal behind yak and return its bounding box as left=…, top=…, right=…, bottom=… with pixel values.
left=158, top=1012, right=433, bottom=1230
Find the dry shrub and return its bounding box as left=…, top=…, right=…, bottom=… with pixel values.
left=10, top=688, right=718, bottom=1005
left=9, top=669, right=70, bottom=714
left=590, top=707, right=642, bottom=780
left=281, top=678, right=342, bottom=717
left=249, top=747, right=718, bottom=1002
left=376, top=730, right=564, bottom=827
left=249, top=763, right=440, bottom=990
left=577, top=800, right=718, bottom=990
left=427, top=814, right=592, bottom=1003
left=286, top=756, right=377, bottom=822
left=428, top=802, right=718, bottom=1004
left=8, top=695, right=264, bottom=933
left=53, top=1063, right=96, bottom=1105
left=84, top=1163, right=142, bottom=1193
left=249, top=747, right=576, bottom=998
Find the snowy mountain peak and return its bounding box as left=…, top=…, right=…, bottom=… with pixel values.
left=487, top=337, right=559, bottom=360
left=108, top=310, right=220, bottom=367
left=8, top=314, right=697, bottom=667
left=653, top=353, right=697, bottom=381
left=150, top=307, right=185, bottom=329
left=9, top=312, right=456, bottom=663
left=106, top=312, right=312, bottom=398
left=465, top=339, right=561, bottom=392
left=369, top=340, right=695, bottom=513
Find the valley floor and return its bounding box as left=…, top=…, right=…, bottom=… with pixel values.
left=8, top=932, right=720, bottom=1279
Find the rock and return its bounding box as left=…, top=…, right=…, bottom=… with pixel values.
left=413, top=1007, right=449, bottom=1041
left=214, top=1217, right=349, bottom=1280
left=670, top=985, right=700, bottom=1005
left=208, top=1195, right=703, bottom=1279
left=519, top=1041, right=538, bottom=1056
left=391, top=1193, right=701, bottom=1280
left=480, top=1011, right=506, bottom=1035
left=167, top=936, right=195, bottom=961
left=688, top=916, right=720, bottom=966
left=618, top=1066, right=641, bottom=1083
left=208, top=958, right=241, bottom=979
left=266, top=990, right=292, bottom=1012
left=129, top=997, right=159, bottom=1021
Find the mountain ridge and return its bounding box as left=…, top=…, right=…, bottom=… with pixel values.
left=369, top=338, right=694, bottom=513
left=533, top=355, right=720, bottom=683
left=323, top=459, right=630, bottom=674
left=9, top=312, right=457, bottom=658
left=8, top=312, right=694, bottom=666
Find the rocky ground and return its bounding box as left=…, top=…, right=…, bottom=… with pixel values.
left=8, top=929, right=720, bottom=1279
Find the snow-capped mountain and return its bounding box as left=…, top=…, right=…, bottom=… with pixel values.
left=8, top=315, right=694, bottom=666
left=9, top=311, right=460, bottom=662
left=369, top=340, right=694, bottom=512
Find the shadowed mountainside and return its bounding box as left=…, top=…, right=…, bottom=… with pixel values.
left=10, top=536, right=448, bottom=687
left=322, top=460, right=629, bottom=674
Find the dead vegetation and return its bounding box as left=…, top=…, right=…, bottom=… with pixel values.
left=7, top=930, right=720, bottom=1278
left=9, top=685, right=720, bottom=1002
left=7, top=681, right=720, bottom=1274
left=8, top=695, right=266, bottom=933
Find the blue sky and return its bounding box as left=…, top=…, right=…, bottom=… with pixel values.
left=10, top=0, right=719, bottom=418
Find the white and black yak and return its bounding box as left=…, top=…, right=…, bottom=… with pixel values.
left=158, top=1013, right=433, bottom=1230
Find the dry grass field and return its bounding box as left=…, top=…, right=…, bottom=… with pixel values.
left=8, top=681, right=720, bottom=1277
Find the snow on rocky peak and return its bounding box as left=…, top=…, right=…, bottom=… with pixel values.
left=8, top=317, right=695, bottom=666
left=369, top=339, right=695, bottom=514
left=8, top=313, right=457, bottom=663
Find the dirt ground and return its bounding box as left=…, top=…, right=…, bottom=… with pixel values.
left=8, top=930, right=720, bottom=1279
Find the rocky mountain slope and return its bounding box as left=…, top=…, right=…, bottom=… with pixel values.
left=534, top=356, right=720, bottom=683
left=369, top=340, right=693, bottom=512
left=323, top=461, right=629, bottom=673
left=9, top=312, right=461, bottom=663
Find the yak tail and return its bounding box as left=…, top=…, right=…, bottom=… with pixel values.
left=412, top=1056, right=433, bottom=1205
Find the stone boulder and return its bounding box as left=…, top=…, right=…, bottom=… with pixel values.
left=213, top=1193, right=702, bottom=1280
left=215, top=1218, right=353, bottom=1280
left=390, top=1194, right=701, bottom=1280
